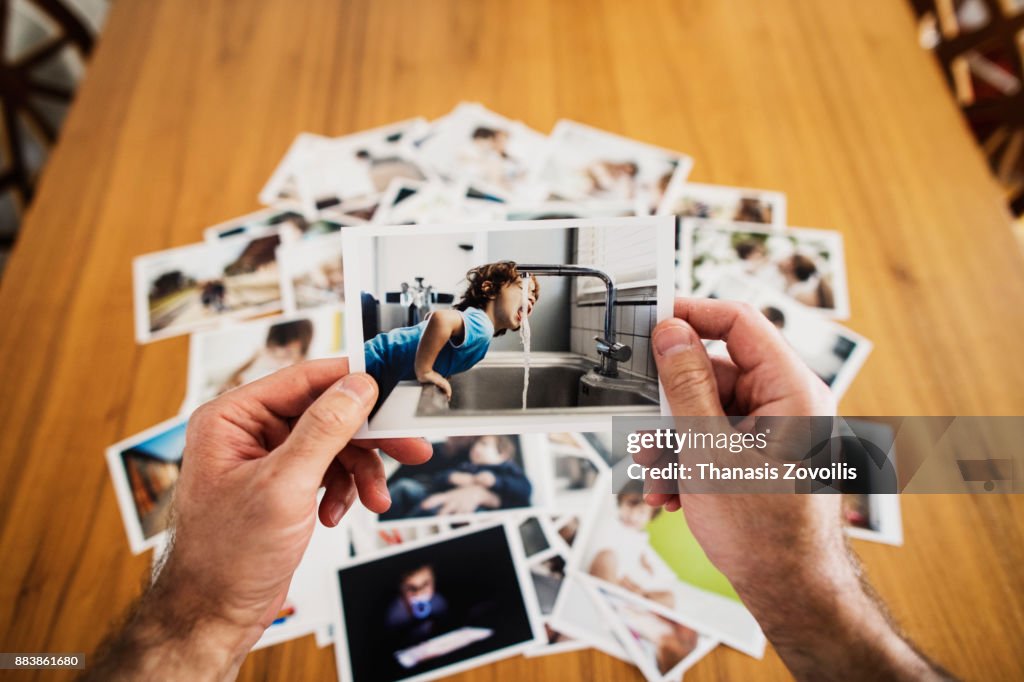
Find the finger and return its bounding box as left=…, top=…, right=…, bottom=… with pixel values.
left=273, top=373, right=377, bottom=488
left=336, top=444, right=391, bottom=514
left=672, top=299, right=803, bottom=374
left=353, top=437, right=434, bottom=465
left=319, top=458, right=356, bottom=526
left=664, top=497, right=682, bottom=513
left=421, top=494, right=443, bottom=509
left=710, top=355, right=740, bottom=408
left=442, top=380, right=452, bottom=400
left=652, top=319, right=726, bottom=417
left=644, top=492, right=676, bottom=508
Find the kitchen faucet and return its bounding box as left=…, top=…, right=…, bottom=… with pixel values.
left=386, top=276, right=455, bottom=326
left=517, top=264, right=632, bottom=377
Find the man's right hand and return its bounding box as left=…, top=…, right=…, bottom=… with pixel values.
left=646, top=298, right=839, bottom=593
left=647, top=298, right=948, bottom=681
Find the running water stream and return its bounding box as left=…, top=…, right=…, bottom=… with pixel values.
left=520, top=276, right=531, bottom=410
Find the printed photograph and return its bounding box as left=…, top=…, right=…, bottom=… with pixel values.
left=532, top=120, right=692, bottom=215
left=842, top=494, right=903, bottom=546
left=185, top=306, right=344, bottom=409
left=133, top=233, right=283, bottom=342
left=680, top=217, right=850, bottom=318
left=505, top=200, right=636, bottom=221
left=349, top=511, right=451, bottom=558
left=278, top=232, right=345, bottom=312
left=202, top=207, right=348, bottom=243
left=697, top=272, right=871, bottom=398
left=378, top=433, right=552, bottom=524
left=372, top=179, right=470, bottom=226
left=342, top=217, right=674, bottom=438
left=573, top=478, right=765, bottom=657
left=587, top=584, right=717, bottom=682
left=105, top=417, right=186, bottom=554
left=259, top=119, right=431, bottom=217
left=416, top=102, right=548, bottom=200
left=546, top=576, right=630, bottom=662
left=332, top=524, right=541, bottom=682
left=656, top=180, right=787, bottom=228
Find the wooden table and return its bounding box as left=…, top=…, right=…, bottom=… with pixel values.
left=2, top=0, right=1022, bottom=679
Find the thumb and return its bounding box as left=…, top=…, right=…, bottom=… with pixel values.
left=652, top=319, right=725, bottom=417
left=274, top=373, right=378, bottom=487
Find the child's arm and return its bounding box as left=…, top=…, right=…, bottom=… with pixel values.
left=475, top=466, right=532, bottom=507
left=414, top=310, right=465, bottom=400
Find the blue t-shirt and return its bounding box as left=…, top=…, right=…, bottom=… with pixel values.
left=365, top=307, right=494, bottom=406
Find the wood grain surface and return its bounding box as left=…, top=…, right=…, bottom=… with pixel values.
left=1, top=0, right=1022, bottom=680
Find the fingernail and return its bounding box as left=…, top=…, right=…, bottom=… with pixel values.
left=652, top=322, right=694, bottom=356
left=337, top=374, right=376, bottom=407
left=377, top=479, right=392, bottom=503
left=329, top=500, right=346, bottom=525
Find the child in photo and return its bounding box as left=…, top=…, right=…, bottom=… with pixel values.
left=457, top=127, right=526, bottom=191
left=383, top=435, right=532, bottom=519
left=587, top=481, right=678, bottom=609
left=364, top=261, right=539, bottom=411
left=384, top=563, right=452, bottom=649
left=218, top=319, right=314, bottom=393
left=586, top=159, right=640, bottom=199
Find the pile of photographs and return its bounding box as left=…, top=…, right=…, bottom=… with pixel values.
left=112, top=102, right=902, bottom=681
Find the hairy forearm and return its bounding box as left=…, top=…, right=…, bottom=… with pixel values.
left=82, top=556, right=255, bottom=682
left=735, top=548, right=952, bottom=681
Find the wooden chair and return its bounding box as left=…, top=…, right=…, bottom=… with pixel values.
left=0, top=0, right=103, bottom=259
left=909, top=0, right=1024, bottom=217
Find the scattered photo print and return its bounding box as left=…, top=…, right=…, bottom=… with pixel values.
left=379, top=433, right=552, bottom=525
left=586, top=583, right=717, bottom=682
left=259, top=119, right=432, bottom=219
left=278, top=232, right=345, bottom=312
left=532, top=120, right=693, bottom=215
left=504, top=200, right=636, bottom=221
left=680, top=218, right=850, bottom=318
left=573, top=478, right=765, bottom=657
left=373, top=179, right=470, bottom=225
left=185, top=307, right=344, bottom=408
left=657, top=180, right=786, bottom=228
left=697, top=272, right=871, bottom=398
left=106, top=417, right=186, bottom=553
left=133, top=233, right=283, bottom=342
left=202, top=207, right=348, bottom=243
left=332, top=524, right=542, bottom=682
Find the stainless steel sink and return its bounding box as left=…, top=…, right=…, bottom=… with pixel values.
left=415, top=352, right=659, bottom=416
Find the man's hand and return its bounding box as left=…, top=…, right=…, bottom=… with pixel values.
left=646, top=299, right=949, bottom=681
left=646, top=298, right=837, bottom=586
left=85, top=359, right=432, bottom=681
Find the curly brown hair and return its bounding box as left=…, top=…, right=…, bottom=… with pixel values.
left=453, top=261, right=540, bottom=337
